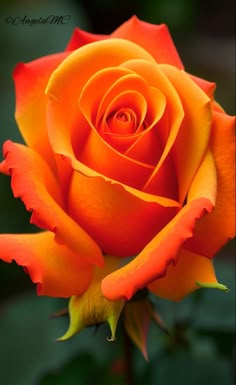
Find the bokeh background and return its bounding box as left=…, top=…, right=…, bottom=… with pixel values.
left=0, top=1, right=235, bottom=384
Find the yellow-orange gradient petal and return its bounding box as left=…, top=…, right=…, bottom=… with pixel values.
left=186, top=112, right=236, bottom=257
left=13, top=52, right=68, bottom=171
left=0, top=141, right=103, bottom=267
left=148, top=249, right=218, bottom=301
left=68, top=169, right=179, bottom=257
left=46, top=39, right=156, bottom=164
left=0, top=231, right=93, bottom=297
left=47, top=39, right=155, bottom=107
left=111, top=15, right=184, bottom=69
left=160, top=64, right=212, bottom=203
left=101, top=198, right=213, bottom=301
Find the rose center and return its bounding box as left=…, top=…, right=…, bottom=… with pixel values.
left=107, top=108, right=137, bottom=134
left=116, top=111, right=130, bottom=122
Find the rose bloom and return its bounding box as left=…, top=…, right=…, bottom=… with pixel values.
left=0, top=16, right=235, bottom=346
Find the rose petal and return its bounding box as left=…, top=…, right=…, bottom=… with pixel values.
left=93, top=77, right=148, bottom=132
left=101, top=198, right=213, bottom=301
left=77, top=129, right=154, bottom=190
left=144, top=152, right=179, bottom=200
left=148, top=249, right=218, bottom=301
left=0, top=141, right=103, bottom=267
left=212, top=100, right=226, bottom=113
left=48, top=65, right=160, bottom=190
left=189, top=74, right=216, bottom=99
left=186, top=112, right=236, bottom=256
left=46, top=39, right=156, bottom=175
left=111, top=15, right=184, bottom=69
left=68, top=169, right=178, bottom=256
left=46, top=39, right=155, bottom=106
left=187, top=149, right=217, bottom=204
left=65, top=29, right=107, bottom=51
left=122, top=113, right=164, bottom=165
left=0, top=231, right=93, bottom=297
left=79, top=65, right=166, bottom=158
left=49, top=98, right=154, bottom=190
left=120, top=59, right=183, bottom=197
left=79, top=66, right=134, bottom=127
left=67, top=152, right=180, bottom=207
left=13, top=52, right=68, bottom=171
left=66, top=16, right=184, bottom=70
left=99, top=91, right=147, bottom=134
left=94, top=73, right=163, bottom=131
left=98, top=87, right=166, bottom=161
left=159, top=64, right=212, bottom=203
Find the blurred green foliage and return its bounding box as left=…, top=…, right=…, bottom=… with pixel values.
left=0, top=0, right=235, bottom=384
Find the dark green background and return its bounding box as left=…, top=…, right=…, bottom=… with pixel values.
left=0, top=0, right=235, bottom=384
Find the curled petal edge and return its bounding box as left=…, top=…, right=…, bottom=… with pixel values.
left=101, top=198, right=214, bottom=301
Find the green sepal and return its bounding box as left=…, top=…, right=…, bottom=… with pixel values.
left=196, top=281, right=229, bottom=292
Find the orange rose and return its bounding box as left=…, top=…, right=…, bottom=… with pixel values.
left=0, top=16, right=235, bottom=343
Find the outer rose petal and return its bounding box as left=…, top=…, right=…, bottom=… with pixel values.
left=0, top=141, right=103, bottom=267
left=111, top=15, right=184, bottom=69
left=148, top=249, right=218, bottom=301
left=66, top=16, right=184, bottom=70
left=212, top=100, right=226, bottom=113
left=0, top=231, right=93, bottom=297
left=186, top=112, right=236, bottom=257
left=189, top=74, right=216, bottom=99
left=65, top=29, right=107, bottom=51
left=101, top=198, right=214, bottom=301
left=13, top=52, right=69, bottom=171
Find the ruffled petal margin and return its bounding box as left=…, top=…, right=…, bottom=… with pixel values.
left=101, top=198, right=213, bottom=301
left=0, top=141, right=103, bottom=267
left=0, top=231, right=93, bottom=297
